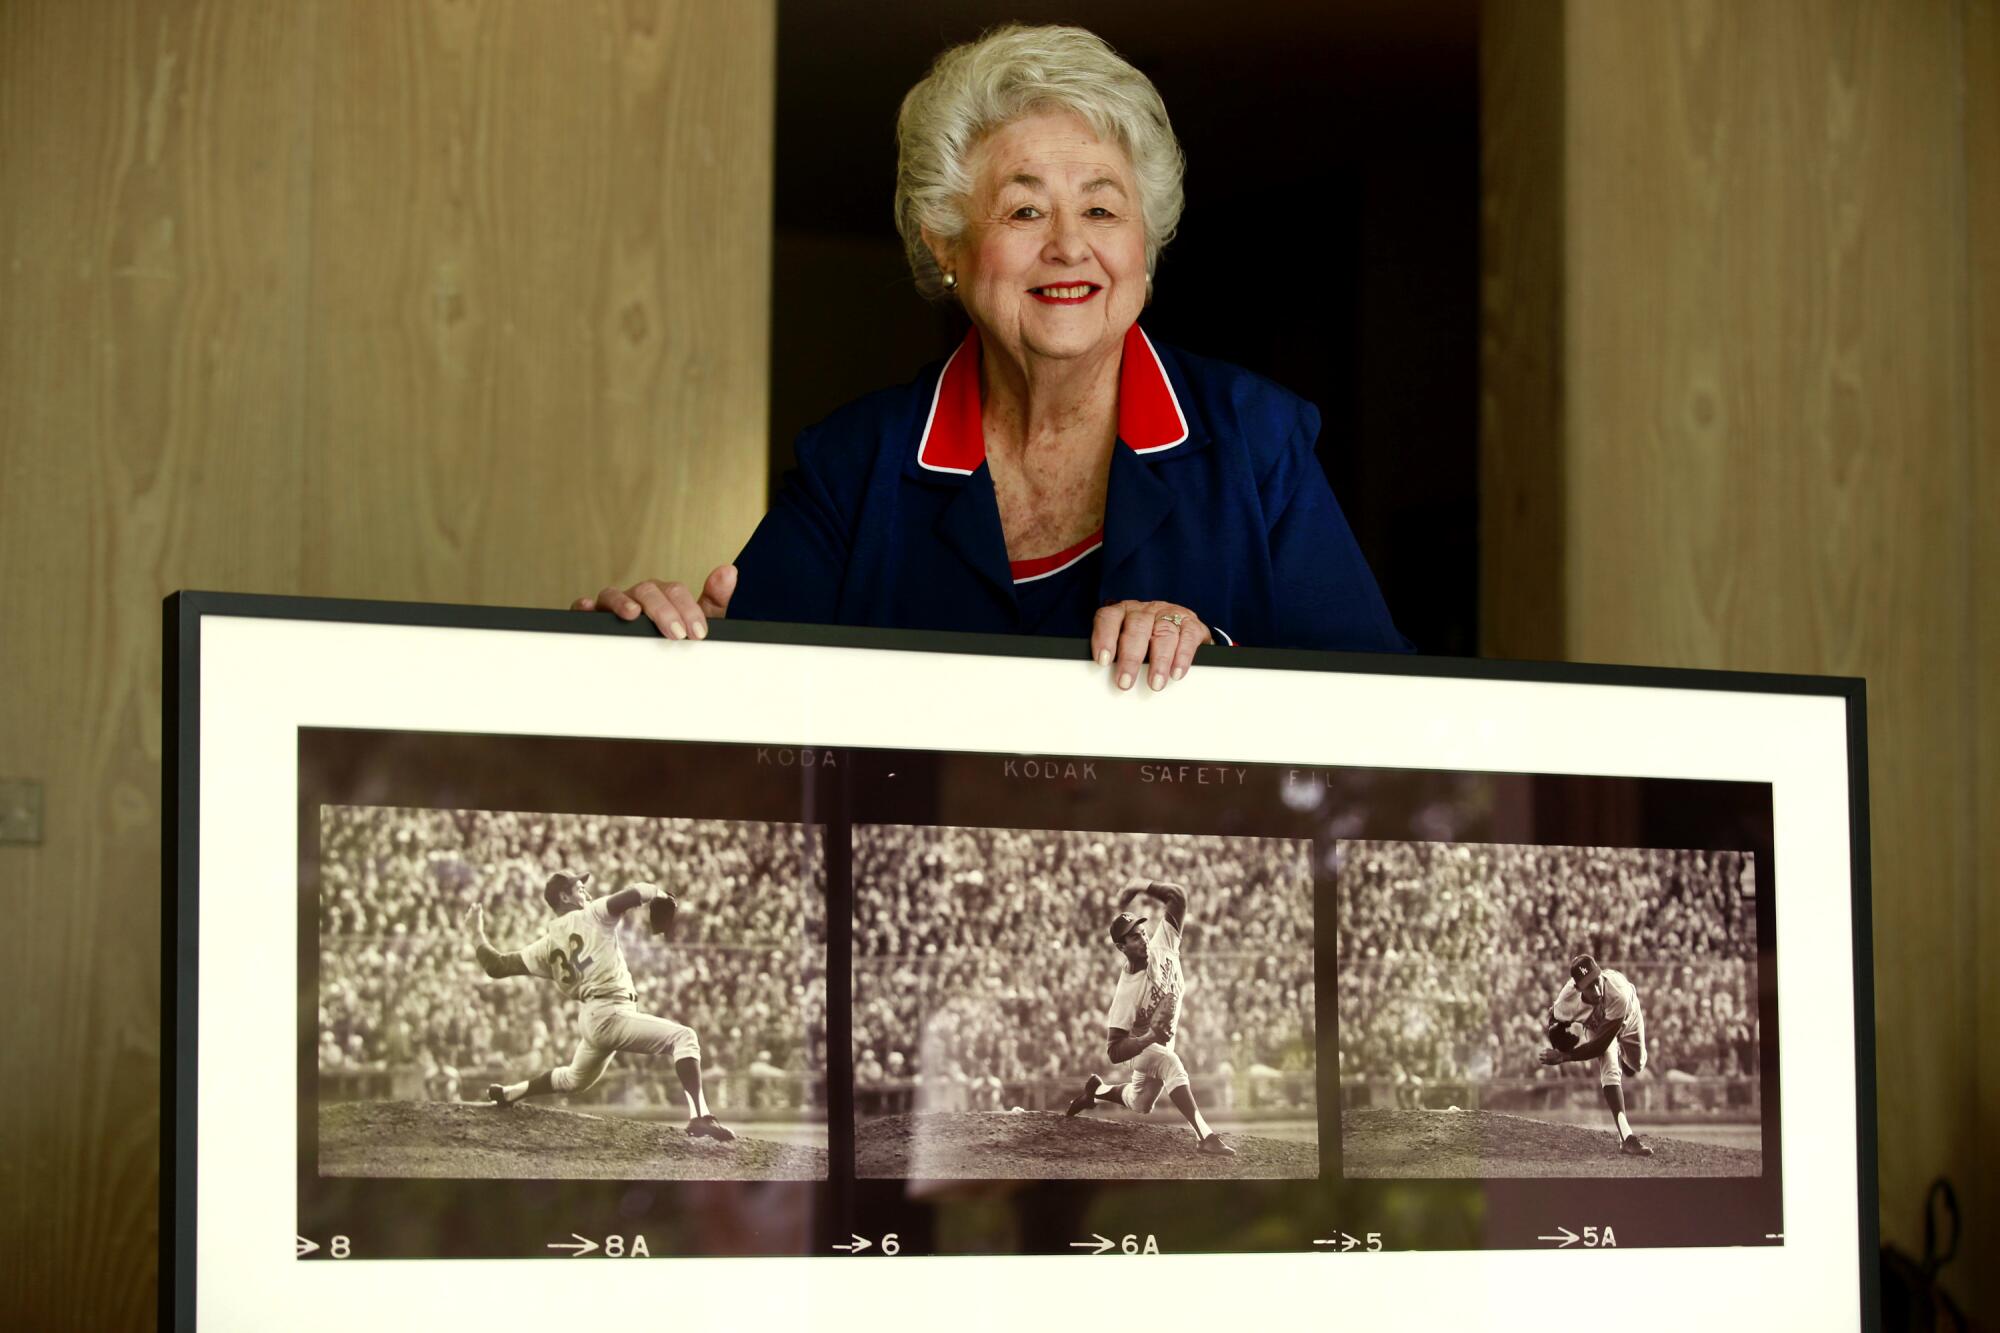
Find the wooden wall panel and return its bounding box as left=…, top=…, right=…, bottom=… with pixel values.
left=0, top=1, right=774, bottom=1325
left=1484, top=0, right=1990, bottom=1314
left=0, top=2, right=315, bottom=1326
left=302, top=0, right=773, bottom=606
left=1478, top=0, right=1566, bottom=662
left=1563, top=1, right=1977, bottom=1288
left=1966, top=0, right=1999, bottom=1323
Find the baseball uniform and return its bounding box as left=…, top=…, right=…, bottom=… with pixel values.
left=526, top=898, right=700, bottom=1094
left=1551, top=967, right=1647, bottom=1088
left=1102, top=912, right=1190, bottom=1111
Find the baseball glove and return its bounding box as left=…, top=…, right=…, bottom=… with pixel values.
left=1546, top=1019, right=1582, bottom=1052
left=647, top=891, right=679, bottom=937
left=1149, top=988, right=1182, bottom=1044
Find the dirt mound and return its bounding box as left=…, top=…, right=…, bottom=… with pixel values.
left=1339, top=1109, right=1762, bottom=1178
left=319, top=1101, right=827, bottom=1180
left=855, top=1111, right=1317, bottom=1179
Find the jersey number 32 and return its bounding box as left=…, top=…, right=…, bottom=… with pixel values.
left=552, top=933, right=592, bottom=986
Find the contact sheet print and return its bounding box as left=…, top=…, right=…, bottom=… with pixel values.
left=296, top=728, right=1783, bottom=1261
left=172, top=600, right=1874, bottom=1331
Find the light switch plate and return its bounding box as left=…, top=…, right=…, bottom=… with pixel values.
left=0, top=779, right=43, bottom=844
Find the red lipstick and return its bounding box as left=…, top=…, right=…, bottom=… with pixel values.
left=1028, top=282, right=1102, bottom=305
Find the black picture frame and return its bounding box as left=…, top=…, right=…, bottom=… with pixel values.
left=163, top=590, right=1879, bottom=1331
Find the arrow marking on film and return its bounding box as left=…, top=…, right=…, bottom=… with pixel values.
left=1071, top=1233, right=1115, bottom=1255
left=831, top=1234, right=872, bottom=1253
left=548, top=1234, right=599, bottom=1257
left=295, top=1237, right=319, bottom=1258
left=1537, top=1226, right=1579, bottom=1248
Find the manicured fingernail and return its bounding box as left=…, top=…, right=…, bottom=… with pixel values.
left=1172, top=666, right=1186, bottom=681
left=1150, top=673, right=1164, bottom=691
left=668, top=622, right=687, bottom=640
left=692, top=620, right=708, bottom=640
left=1097, top=648, right=1111, bottom=667
left=1117, top=673, right=1133, bottom=691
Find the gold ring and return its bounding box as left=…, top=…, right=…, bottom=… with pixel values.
left=1162, top=613, right=1186, bottom=626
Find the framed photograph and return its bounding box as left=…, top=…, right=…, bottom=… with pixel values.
left=165, top=592, right=1877, bottom=1331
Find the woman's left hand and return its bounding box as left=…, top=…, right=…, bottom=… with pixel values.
left=1092, top=600, right=1213, bottom=692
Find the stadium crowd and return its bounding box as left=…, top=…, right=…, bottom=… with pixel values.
left=1336, top=841, right=1760, bottom=1087
left=317, top=807, right=827, bottom=1106
left=851, top=827, right=1317, bottom=1106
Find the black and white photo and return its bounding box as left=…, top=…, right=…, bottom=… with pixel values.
left=851, top=825, right=1318, bottom=1180
left=314, top=806, right=829, bottom=1181
left=1337, top=840, right=1763, bottom=1179
left=170, top=596, right=1871, bottom=1326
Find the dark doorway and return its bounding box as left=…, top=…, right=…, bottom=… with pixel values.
left=771, top=1, right=1479, bottom=655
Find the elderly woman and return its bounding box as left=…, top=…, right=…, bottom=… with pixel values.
left=581, top=24, right=1406, bottom=686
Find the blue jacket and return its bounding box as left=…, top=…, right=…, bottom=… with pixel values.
left=730, top=324, right=1408, bottom=653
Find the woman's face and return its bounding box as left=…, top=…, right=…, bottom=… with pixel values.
left=934, top=109, right=1148, bottom=370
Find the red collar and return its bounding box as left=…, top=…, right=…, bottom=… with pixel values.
left=916, top=324, right=1191, bottom=474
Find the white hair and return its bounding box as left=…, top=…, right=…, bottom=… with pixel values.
left=894, top=24, right=1186, bottom=300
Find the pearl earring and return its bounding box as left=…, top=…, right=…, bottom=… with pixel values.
left=943, top=272, right=957, bottom=290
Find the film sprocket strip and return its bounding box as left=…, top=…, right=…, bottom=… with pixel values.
left=294, top=727, right=1781, bottom=1259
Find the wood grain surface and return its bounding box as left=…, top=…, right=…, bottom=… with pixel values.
left=1967, top=0, right=1999, bottom=1324
left=302, top=0, right=771, bottom=604
left=1484, top=1, right=1995, bottom=1316
left=0, top=2, right=773, bottom=1327
left=1478, top=0, right=1567, bottom=663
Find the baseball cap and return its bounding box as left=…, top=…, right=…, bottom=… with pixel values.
left=1569, top=953, right=1601, bottom=986
left=545, top=870, right=591, bottom=908
left=1109, top=911, right=1146, bottom=944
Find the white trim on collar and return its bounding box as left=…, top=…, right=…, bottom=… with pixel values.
left=915, top=337, right=977, bottom=475
left=1011, top=535, right=1105, bottom=585
left=1124, top=327, right=1190, bottom=453
left=915, top=325, right=1190, bottom=472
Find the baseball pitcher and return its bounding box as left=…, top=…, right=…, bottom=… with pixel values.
left=465, top=870, right=735, bottom=1142
left=1064, top=879, right=1235, bottom=1156
left=1538, top=951, right=1653, bottom=1157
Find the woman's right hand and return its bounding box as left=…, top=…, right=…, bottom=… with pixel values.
left=572, top=564, right=738, bottom=639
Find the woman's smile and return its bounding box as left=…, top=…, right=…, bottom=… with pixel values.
left=1028, top=283, right=1103, bottom=304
